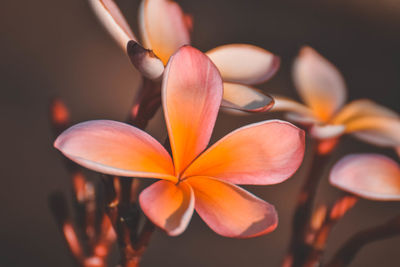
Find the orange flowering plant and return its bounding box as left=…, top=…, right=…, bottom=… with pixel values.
left=54, top=46, right=305, bottom=237
left=47, top=1, right=400, bottom=267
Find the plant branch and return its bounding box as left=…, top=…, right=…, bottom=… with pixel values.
left=283, top=138, right=338, bottom=267
left=325, top=214, right=400, bottom=267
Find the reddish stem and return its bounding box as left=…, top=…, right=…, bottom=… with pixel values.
left=303, top=195, right=359, bottom=266
left=283, top=138, right=338, bottom=267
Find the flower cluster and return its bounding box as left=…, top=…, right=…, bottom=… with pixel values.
left=55, top=46, right=305, bottom=237
left=51, top=0, right=400, bottom=266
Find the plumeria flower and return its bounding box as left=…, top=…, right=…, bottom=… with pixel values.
left=54, top=46, right=305, bottom=237
left=272, top=46, right=400, bottom=147
left=330, top=153, right=400, bottom=201
left=88, top=0, right=279, bottom=113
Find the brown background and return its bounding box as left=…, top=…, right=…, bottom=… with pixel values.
left=1, top=0, right=400, bottom=266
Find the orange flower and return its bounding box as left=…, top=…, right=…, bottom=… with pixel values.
left=330, top=154, right=400, bottom=201
left=55, top=46, right=305, bottom=237
left=272, top=46, right=400, bottom=147
left=88, top=0, right=279, bottom=113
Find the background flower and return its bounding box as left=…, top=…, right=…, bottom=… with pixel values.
left=272, top=47, right=400, bottom=147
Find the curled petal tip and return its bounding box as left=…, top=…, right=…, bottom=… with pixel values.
left=89, top=0, right=137, bottom=49
left=127, top=41, right=164, bottom=80
left=221, top=83, right=274, bottom=114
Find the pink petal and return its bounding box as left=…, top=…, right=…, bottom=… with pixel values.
left=330, top=154, right=400, bottom=201
left=187, top=176, right=278, bottom=238
left=139, top=180, right=194, bottom=236
left=183, top=120, right=305, bottom=185
left=293, top=46, right=347, bottom=122
left=139, top=0, right=191, bottom=64
left=206, top=44, right=280, bottom=85
left=54, top=120, right=176, bottom=181
left=221, top=82, right=274, bottom=113
left=162, top=46, right=223, bottom=175
left=89, top=0, right=137, bottom=50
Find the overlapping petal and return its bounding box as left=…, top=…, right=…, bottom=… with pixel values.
left=187, top=176, right=278, bottom=238
left=126, top=41, right=165, bottom=80
left=293, top=46, right=347, bottom=121
left=331, top=99, right=399, bottom=125
left=206, top=44, right=280, bottom=85
left=183, top=120, right=305, bottom=185
left=139, top=180, right=194, bottom=236
left=221, top=83, right=274, bottom=113
left=88, top=0, right=137, bottom=49
left=139, top=0, right=191, bottom=64
left=345, top=117, right=400, bottom=147
left=330, top=154, right=400, bottom=201
left=271, top=95, right=317, bottom=124
left=54, top=120, right=175, bottom=180
left=162, top=46, right=223, bottom=175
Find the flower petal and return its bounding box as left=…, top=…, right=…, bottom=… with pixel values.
left=139, top=180, right=194, bottom=236
left=293, top=46, right=347, bottom=121
left=331, top=99, right=399, bottom=125
left=271, top=95, right=317, bottom=124
left=54, top=120, right=176, bottom=181
left=206, top=44, right=280, bottom=85
left=89, top=0, right=137, bottom=50
left=183, top=120, right=305, bottom=185
left=345, top=117, right=400, bottom=147
left=330, top=154, right=400, bottom=201
left=162, top=46, right=223, bottom=175
left=221, top=83, right=274, bottom=113
left=127, top=41, right=165, bottom=80
left=187, top=176, right=278, bottom=238
left=139, top=0, right=191, bottom=64
left=310, top=124, right=346, bottom=139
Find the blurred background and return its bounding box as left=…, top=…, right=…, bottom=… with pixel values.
left=1, top=0, right=399, bottom=266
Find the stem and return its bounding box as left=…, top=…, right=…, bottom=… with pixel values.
left=325, top=214, right=400, bottom=267
left=128, top=78, right=161, bottom=129
left=303, top=195, right=358, bottom=266
left=283, top=138, right=337, bottom=267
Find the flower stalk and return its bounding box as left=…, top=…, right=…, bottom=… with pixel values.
left=283, top=138, right=338, bottom=267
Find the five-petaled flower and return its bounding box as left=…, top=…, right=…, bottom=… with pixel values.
left=272, top=46, right=400, bottom=147
left=89, top=0, right=279, bottom=113
left=330, top=153, right=400, bottom=201
left=55, top=46, right=305, bottom=237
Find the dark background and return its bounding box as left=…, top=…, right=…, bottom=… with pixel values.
left=1, top=0, right=400, bottom=266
